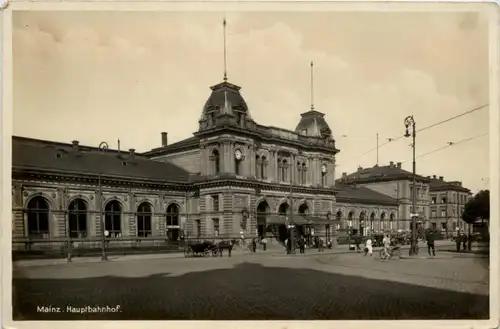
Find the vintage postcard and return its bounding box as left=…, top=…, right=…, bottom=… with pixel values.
left=1, top=1, right=498, bottom=329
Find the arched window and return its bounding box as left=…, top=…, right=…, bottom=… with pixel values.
left=301, top=162, right=307, bottom=185
left=370, top=212, right=376, bottom=231
left=137, top=203, right=152, bottom=237
left=166, top=203, right=180, bottom=241
left=380, top=212, right=386, bottom=232
left=348, top=211, right=354, bottom=228
left=321, top=164, right=327, bottom=186
left=298, top=203, right=308, bottom=214
left=211, top=149, right=220, bottom=175
left=297, top=162, right=302, bottom=184
left=27, top=197, right=50, bottom=238
left=105, top=200, right=122, bottom=238
left=390, top=213, right=396, bottom=229
left=278, top=203, right=289, bottom=216
left=261, top=156, right=267, bottom=179
left=68, top=198, right=87, bottom=238
left=282, top=159, right=288, bottom=182
left=256, top=155, right=261, bottom=179
left=235, top=158, right=242, bottom=176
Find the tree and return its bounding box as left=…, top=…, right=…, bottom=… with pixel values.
left=461, top=190, right=489, bottom=250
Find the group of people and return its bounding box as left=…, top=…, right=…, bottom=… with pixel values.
left=354, top=229, right=439, bottom=258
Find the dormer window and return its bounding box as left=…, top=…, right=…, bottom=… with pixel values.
left=301, top=129, right=307, bottom=136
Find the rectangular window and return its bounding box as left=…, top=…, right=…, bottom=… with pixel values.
left=431, top=211, right=436, bottom=218
left=441, top=210, right=446, bottom=218
left=195, top=220, right=201, bottom=238
left=431, top=197, right=437, bottom=204
left=441, top=223, right=447, bottom=230
left=441, top=197, right=447, bottom=204
left=432, top=223, right=437, bottom=229
left=212, top=218, right=220, bottom=237
left=212, top=195, right=219, bottom=212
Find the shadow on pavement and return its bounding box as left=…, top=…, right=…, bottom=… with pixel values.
left=13, top=262, right=489, bottom=321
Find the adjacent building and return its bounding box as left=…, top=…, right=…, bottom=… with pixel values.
left=336, top=162, right=431, bottom=233
left=427, top=175, right=473, bottom=236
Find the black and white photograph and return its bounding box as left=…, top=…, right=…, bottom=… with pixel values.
left=2, top=1, right=498, bottom=327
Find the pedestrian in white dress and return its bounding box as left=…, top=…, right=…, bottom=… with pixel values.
left=364, top=237, right=373, bottom=256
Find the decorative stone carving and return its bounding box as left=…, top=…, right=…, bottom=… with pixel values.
left=23, top=191, right=28, bottom=197
left=90, top=195, right=94, bottom=200
left=124, top=197, right=128, bottom=201
left=51, top=192, right=56, bottom=198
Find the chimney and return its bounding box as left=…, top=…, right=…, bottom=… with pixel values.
left=433, top=175, right=437, bottom=179
left=161, top=132, right=168, bottom=147
left=459, top=182, right=462, bottom=186
left=439, top=176, right=444, bottom=181
left=71, top=140, right=79, bottom=151
left=396, top=162, right=401, bottom=168
left=427, top=176, right=431, bottom=179
left=129, top=148, right=136, bottom=161
left=389, top=161, right=394, bottom=167
left=357, top=166, right=363, bottom=172
left=342, top=172, right=347, bottom=179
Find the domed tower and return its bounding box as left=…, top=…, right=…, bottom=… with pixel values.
left=198, top=81, right=253, bottom=131
left=295, top=109, right=333, bottom=139
left=295, top=61, right=334, bottom=140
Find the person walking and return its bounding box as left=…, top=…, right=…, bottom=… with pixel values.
left=251, top=238, right=257, bottom=253
left=426, top=229, right=436, bottom=257
left=299, top=236, right=305, bottom=254
left=382, top=234, right=391, bottom=258
left=456, top=234, right=462, bottom=252
left=261, top=237, right=267, bottom=251
left=354, top=234, right=362, bottom=253
left=364, top=236, right=373, bottom=256
left=462, top=233, right=467, bottom=251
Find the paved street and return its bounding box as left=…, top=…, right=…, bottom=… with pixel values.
left=13, top=250, right=489, bottom=320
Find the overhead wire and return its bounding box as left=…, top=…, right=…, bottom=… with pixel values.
left=400, top=132, right=489, bottom=163
left=350, top=103, right=489, bottom=160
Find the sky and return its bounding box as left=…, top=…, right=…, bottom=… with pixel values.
left=12, top=10, right=491, bottom=193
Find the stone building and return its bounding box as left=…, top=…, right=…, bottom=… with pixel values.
left=337, top=162, right=431, bottom=232
left=11, top=77, right=411, bottom=251
left=427, top=175, right=473, bottom=236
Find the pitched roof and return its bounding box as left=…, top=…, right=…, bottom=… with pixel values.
left=144, top=136, right=200, bottom=157
left=12, top=136, right=191, bottom=183
left=427, top=176, right=471, bottom=193
left=339, top=163, right=430, bottom=184
left=336, top=183, right=398, bottom=206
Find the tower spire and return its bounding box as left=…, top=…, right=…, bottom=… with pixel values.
left=223, top=18, right=228, bottom=82
left=310, top=61, right=314, bottom=110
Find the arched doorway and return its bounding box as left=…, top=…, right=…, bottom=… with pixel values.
left=297, top=203, right=309, bottom=237
left=68, top=198, right=87, bottom=238
left=380, top=212, right=386, bottom=232
left=27, top=196, right=50, bottom=238
left=166, top=203, right=180, bottom=241
left=277, top=203, right=290, bottom=242
left=370, top=212, right=376, bottom=234
left=256, top=201, right=270, bottom=238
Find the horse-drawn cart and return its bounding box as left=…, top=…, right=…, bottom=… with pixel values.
left=184, top=241, right=220, bottom=257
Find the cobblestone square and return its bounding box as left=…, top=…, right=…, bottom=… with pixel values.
left=13, top=251, right=489, bottom=320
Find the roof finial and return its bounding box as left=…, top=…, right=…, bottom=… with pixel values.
left=223, top=17, right=228, bottom=82
left=310, top=61, right=314, bottom=110
left=117, top=138, right=121, bottom=152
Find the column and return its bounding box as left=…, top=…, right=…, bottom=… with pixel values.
left=127, top=192, right=135, bottom=238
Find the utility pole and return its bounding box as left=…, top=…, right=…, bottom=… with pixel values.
left=376, top=133, right=379, bottom=166
left=288, top=169, right=295, bottom=254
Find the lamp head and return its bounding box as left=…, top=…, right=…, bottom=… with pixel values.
left=404, top=128, right=411, bottom=138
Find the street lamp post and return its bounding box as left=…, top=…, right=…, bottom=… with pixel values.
left=404, top=115, right=418, bottom=256
left=98, top=142, right=109, bottom=261
left=288, top=183, right=295, bottom=254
